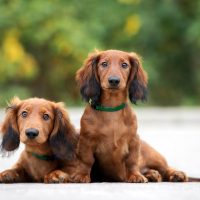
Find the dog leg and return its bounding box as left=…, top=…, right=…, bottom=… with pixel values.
left=126, top=136, right=148, bottom=183
left=71, top=135, right=95, bottom=183
left=140, top=141, right=188, bottom=182
left=143, top=169, right=162, bottom=182
left=0, top=165, right=27, bottom=183
left=44, top=170, right=71, bottom=183
left=164, top=168, right=188, bottom=182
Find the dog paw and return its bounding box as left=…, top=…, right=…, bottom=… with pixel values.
left=71, top=174, right=91, bottom=183
left=127, top=173, right=148, bottom=183
left=144, top=169, right=162, bottom=182
left=0, top=170, right=20, bottom=183
left=168, top=171, right=188, bottom=182
left=44, top=170, right=70, bottom=183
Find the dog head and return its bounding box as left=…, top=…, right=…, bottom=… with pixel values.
left=76, top=49, right=148, bottom=105
left=0, top=97, right=77, bottom=160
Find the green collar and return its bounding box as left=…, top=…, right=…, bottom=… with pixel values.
left=28, top=151, right=56, bottom=161
left=90, top=101, right=127, bottom=112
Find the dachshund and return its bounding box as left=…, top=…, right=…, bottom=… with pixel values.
left=0, top=97, right=77, bottom=183
left=73, top=49, right=188, bottom=183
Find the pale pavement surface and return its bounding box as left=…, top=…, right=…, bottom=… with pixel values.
left=0, top=107, right=200, bottom=200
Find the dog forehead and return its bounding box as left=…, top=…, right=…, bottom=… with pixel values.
left=20, top=98, right=53, bottom=111
left=100, top=50, right=130, bottom=60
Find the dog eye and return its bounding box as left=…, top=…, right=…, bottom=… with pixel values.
left=21, top=111, right=28, bottom=118
left=43, top=114, right=50, bottom=121
left=121, top=63, right=128, bottom=68
left=101, top=62, right=108, bottom=68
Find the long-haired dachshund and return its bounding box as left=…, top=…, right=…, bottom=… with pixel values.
left=0, top=97, right=77, bottom=183
left=74, top=49, right=188, bottom=183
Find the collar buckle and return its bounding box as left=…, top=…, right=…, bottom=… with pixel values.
left=89, top=98, right=92, bottom=105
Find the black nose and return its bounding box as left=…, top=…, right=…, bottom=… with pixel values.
left=108, top=76, right=120, bottom=87
left=25, top=128, right=39, bottom=139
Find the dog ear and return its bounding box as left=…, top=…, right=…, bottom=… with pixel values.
left=76, top=51, right=101, bottom=106
left=128, top=52, right=148, bottom=104
left=49, top=103, right=77, bottom=160
left=0, top=97, right=21, bottom=154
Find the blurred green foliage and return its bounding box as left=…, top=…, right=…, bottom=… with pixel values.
left=0, top=0, right=200, bottom=106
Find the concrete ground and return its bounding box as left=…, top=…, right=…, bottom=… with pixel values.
left=0, top=107, right=200, bottom=200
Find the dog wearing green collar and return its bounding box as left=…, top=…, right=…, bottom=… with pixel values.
left=0, top=97, right=77, bottom=183
left=73, top=49, right=187, bottom=183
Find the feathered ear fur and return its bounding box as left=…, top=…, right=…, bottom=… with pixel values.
left=76, top=51, right=101, bottom=106
left=128, top=52, right=148, bottom=104
left=0, top=97, right=21, bottom=155
left=49, top=103, right=77, bottom=160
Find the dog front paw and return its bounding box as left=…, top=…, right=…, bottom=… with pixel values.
left=44, top=170, right=71, bottom=183
left=127, top=172, right=148, bottom=183
left=168, top=170, right=188, bottom=182
left=144, top=169, right=162, bottom=182
left=71, top=173, right=91, bottom=183
left=0, top=170, right=20, bottom=183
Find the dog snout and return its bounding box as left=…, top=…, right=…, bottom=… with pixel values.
left=25, top=128, right=39, bottom=139
left=108, top=76, right=120, bottom=87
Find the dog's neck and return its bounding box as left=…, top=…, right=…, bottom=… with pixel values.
left=100, top=89, right=128, bottom=107
left=25, top=142, right=53, bottom=156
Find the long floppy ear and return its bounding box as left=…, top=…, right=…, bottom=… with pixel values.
left=0, top=97, right=21, bottom=155
left=49, top=103, right=77, bottom=160
left=128, top=52, right=148, bottom=104
left=76, top=51, right=101, bottom=106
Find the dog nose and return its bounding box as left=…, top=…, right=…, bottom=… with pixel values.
left=25, top=128, right=39, bottom=139
left=108, top=76, right=120, bottom=87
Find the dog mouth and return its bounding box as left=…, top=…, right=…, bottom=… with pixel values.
left=102, top=86, right=120, bottom=90
left=26, top=142, right=40, bottom=146
left=23, top=139, right=41, bottom=146
left=21, top=136, right=45, bottom=146
left=108, top=87, right=119, bottom=90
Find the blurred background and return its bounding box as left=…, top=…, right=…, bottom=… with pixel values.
left=1, top=1, right=200, bottom=195
left=0, top=0, right=200, bottom=107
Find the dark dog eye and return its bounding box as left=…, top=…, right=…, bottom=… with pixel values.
left=43, top=114, right=50, bottom=121
left=101, top=62, right=108, bottom=68
left=21, top=111, right=28, bottom=118
left=121, top=63, right=128, bottom=68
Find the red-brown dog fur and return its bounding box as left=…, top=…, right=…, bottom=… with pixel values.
left=0, top=97, right=77, bottom=183
left=74, top=49, right=188, bottom=183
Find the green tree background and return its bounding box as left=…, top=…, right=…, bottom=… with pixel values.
left=0, top=0, right=199, bottom=106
